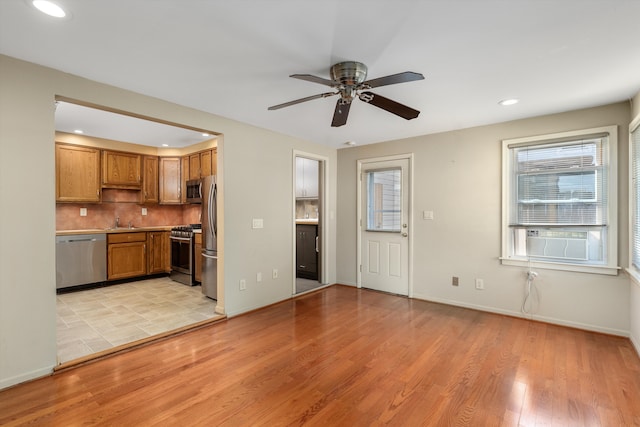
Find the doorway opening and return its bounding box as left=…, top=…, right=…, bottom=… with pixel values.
left=293, top=152, right=327, bottom=294
left=53, top=98, right=225, bottom=366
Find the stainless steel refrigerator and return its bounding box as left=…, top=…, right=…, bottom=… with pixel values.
left=201, top=175, right=218, bottom=299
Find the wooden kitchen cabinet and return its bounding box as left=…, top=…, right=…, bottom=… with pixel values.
left=147, top=231, right=170, bottom=274
left=181, top=156, right=190, bottom=203
left=159, top=157, right=181, bottom=204
left=189, top=153, right=201, bottom=180
left=188, top=149, right=217, bottom=180
left=107, top=232, right=147, bottom=280
left=55, top=143, right=101, bottom=202
left=141, top=155, right=159, bottom=203
left=194, top=233, right=202, bottom=283
left=296, top=224, right=318, bottom=279
left=102, top=150, right=142, bottom=188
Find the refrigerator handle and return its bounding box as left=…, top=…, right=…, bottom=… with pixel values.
left=209, top=180, right=217, bottom=238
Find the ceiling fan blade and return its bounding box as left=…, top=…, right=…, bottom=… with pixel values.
left=331, top=100, right=351, bottom=127
left=290, top=74, right=336, bottom=87
left=268, top=92, right=336, bottom=110
left=359, top=91, right=420, bottom=120
left=363, top=71, right=424, bottom=89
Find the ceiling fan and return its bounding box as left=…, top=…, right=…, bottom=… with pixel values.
left=268, top=61, right=424, bottom=127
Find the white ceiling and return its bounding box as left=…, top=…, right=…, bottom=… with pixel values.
left=54, top=101, right=214, bottom=148
left=1, top=0, right=639, bottom=149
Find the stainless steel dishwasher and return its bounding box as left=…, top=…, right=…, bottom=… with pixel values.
left=56, top=234, right=107, bottom=289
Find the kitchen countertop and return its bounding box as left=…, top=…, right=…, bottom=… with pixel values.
left=295, top=219, right=318, bottom=225
left=56, top=226, right=174, bottom=236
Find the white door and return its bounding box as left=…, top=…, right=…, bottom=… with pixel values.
left=360, top=158, right=410, bottom=295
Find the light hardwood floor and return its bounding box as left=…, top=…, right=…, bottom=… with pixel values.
left=2, top=285, right=639, bottom=426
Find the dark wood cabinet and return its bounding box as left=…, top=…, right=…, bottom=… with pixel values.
left=296, top=224, right=318, bottom=279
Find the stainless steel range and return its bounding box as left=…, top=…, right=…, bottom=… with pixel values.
left=169, top=225, right=200, bottom=285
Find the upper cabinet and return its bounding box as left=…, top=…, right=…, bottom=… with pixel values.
left=141, top=156, right=159, bottom=204
left=181, top=156, right=190, bottom=204
left=188, top=149, right=217, bottom=180
left=296, top=157, right=319, bottom=199
left=55, top=143, right=101, bottom=203
left=55, top=142, right=216, bottom=205
left=159, top=157, right=182, bottom=204
left=102, top=150, right=141, bottom=189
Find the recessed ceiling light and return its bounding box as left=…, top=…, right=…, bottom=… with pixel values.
left=499, top=98, right=519, bottom=106
left=161, top=144, right=169, bottom=147
left=202, top=133, right=210, bottom=137
left=32, top=0, right=67, bottom=18
left=73, top=129, right=83, bottom=134
left=344, top=141, right=356, bottom=146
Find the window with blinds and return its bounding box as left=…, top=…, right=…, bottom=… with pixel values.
left=632, top=121, right=640, bottom=271
left=502, top=126, right=618, bottom=273
left=511, top=137, right=607, bottom=226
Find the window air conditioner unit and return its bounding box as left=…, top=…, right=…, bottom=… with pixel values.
left=526, top=229, right=589, bottom=261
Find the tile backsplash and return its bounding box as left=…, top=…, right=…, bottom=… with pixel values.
left=57, top=189, right=203, bottom=230
left=296, top=199, right=319, bottom=219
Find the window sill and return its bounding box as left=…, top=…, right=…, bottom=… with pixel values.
left=500, top=258, right=620, bottom=276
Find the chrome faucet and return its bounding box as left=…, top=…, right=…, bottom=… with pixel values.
left=115, top=216, right=120, bottom=228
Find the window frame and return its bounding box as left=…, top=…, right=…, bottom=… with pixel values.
left=501, top=126, right=619, bottom=275
left=628, top=115, right=640, bottom=285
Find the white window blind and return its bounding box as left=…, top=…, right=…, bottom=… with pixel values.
left=510, top=137, right=608, bottom=226
left=632, top=123, right=640, bottom=270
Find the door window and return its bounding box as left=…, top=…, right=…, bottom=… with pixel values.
left=366, top=168, right=401, bottom=232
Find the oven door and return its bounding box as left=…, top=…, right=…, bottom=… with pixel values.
left=170, top=236, right=192, bottom=274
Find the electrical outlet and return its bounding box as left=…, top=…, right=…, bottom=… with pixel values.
left=257, top=272, right=262, bottom=282
left=239, top=279, right=246, bottom=291
left=141, top=207, right=148, bottom=216
left=452, top=276, right=459, bottom=286
left=272, top=269, right=278, bottom=279
left=475, top=278, right=484, bottom=290
left=79, top=208, right=87, bottom=217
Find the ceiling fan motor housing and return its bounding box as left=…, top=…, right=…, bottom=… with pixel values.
left=330, top=61, right=368, bottom=86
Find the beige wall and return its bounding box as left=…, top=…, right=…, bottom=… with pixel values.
left=337, top=102, right=631, bottom=335
left=0, top=54, right=337, bottom=389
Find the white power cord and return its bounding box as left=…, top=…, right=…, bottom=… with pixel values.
left=521, top=270, right=539, bottom=316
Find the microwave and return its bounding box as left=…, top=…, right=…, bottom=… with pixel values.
left=186, top=179, right=202, bottom=203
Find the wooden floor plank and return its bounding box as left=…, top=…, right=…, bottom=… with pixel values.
left=1, top=285, right=639, bottom=426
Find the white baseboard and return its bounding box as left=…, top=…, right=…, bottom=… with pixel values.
left=631, top=331, right=640, bottom=358
left=0, top=365, right=54, bottom=391
left=413, top=293, right=629, bottom=337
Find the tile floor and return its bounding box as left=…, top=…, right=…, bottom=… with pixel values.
left=56, top=277, right=222, bottom=364
left=295, top=277, right=322, bottom=294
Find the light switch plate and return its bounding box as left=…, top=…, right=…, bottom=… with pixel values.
left=423, top=210, right=434, bottom=220
left=141, top=207, right=148, bottom=216
left=252, top=218, right=264, bottom=229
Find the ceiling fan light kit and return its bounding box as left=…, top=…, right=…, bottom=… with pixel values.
left=268, top=61, right=424, bottom=127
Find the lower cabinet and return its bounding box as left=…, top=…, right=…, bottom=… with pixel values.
left=107, top=233, right=147, bottom=280
left=148, top=231, right=170, bottom=274
left=296, top=224, right=318, bottom=280
left=194, top=233, right=202, bottom=283
left=107, top=231, right=170, bottom=280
